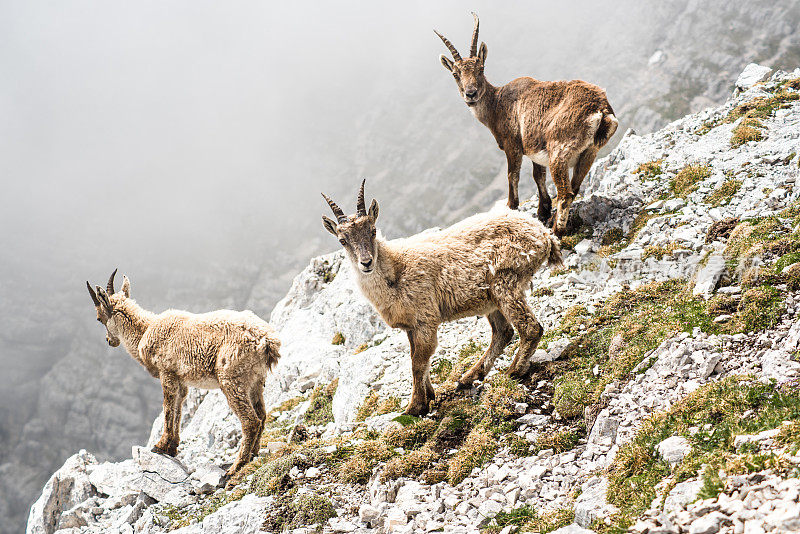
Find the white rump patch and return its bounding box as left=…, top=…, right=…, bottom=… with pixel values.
left=528, top=150, right=550, bottom=166
left=187, top=377, right=221, bottom=390
left=587, top=111, right=603, bottom=131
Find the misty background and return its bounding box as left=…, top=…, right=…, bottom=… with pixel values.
left=2, top=0, right=799, bottom=531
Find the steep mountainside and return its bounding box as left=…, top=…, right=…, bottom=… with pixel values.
left=27, top=66, right=800, bottom=534
left=5, top=2, right=800, bottom=531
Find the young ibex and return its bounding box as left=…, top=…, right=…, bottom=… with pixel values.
left=322, top=181, right=562, bottom=416
left=86, top=270, right=281, bottom=477
left=435, top=13, right=618, bottom=236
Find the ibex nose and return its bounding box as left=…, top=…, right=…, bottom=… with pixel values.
left=465, top=88, right=478, bottom=98
left=360, top=259, right=373, bottom=270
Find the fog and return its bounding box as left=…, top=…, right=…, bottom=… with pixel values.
left=2, top=0, right=799, bottom=531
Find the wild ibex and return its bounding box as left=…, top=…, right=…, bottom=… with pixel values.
left=435, top=13, right=618, bottom=236
left=322, top=181, right=562, bottom=416
left=86, top=270, right=281, bottom=477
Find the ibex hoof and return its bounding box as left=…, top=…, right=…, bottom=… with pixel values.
left=150, top=445, right=177, bottom=457
left=508, top=365, right=532, bottom=381
left=403, top=404, right=429, bottom=417
left=537, top=208, right=552, bottom=224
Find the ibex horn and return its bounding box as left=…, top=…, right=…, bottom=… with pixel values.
left=470, top=12, right=480, bottom=57
left=356, top=179, right=367, bottom=217
left=434, top=30, right=461, bottom=61
left=87, top=281, right=100, bottom=306
left=322, top=193, right=347, bottom=224
left=107, top=268, right=117, bottom=295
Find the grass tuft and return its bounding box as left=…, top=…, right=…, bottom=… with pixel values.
left=447, top=427, right=498, bottom=485
left=670, top=164, right=712, bottom=198
left=731, top=118, right=764, bottom=148
left=305, top=380, right=338, bottom=426
left=633, top=160, right=664, bottom=180
left=705, top=178, right=742, bottom=207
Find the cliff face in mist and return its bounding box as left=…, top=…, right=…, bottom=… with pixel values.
left=4, top=1, right=800, bottom=532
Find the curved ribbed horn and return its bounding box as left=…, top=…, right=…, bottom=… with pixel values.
left=107, top=268, right=117, bottom=295
left=434, top=30, right=461, bottom=61
left=322, top=193, right=347, bottom=223
left=356, top=179, right=367, bottom=217
left=470, top=12, right=480, bottom=57
left=87, top=281, right=100, bottom=306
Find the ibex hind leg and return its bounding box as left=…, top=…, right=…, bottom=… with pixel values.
left=458, top=310, right=514, bottom=388
left=571, top=147, right=598, bottom=196
left=549, top=159, right=574, bottom=237
left=490, top=275, right=543, bottom=380
left=248, top=378, right=267, bottom=462
left=532, top=163, right=551, bottom=223
left=220, top=378, right=261, bottom=477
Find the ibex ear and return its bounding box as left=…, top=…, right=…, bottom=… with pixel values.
left=121, top=275, right=131, bottom=298
left=439, top=54, right=454, bottom=72
left=322, top=216, right=338, bottom=236
left=368, top=199, right=379, bottom=221
left=478, top=42, right=488, bottom=63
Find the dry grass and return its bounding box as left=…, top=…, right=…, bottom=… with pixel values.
left=446, top=427, right=498, bottom=485
left=670, top=164, right=712, bottom=198
left=705, top=178, right=742, bottom=207
left=730, top=118, right=764, bottom=148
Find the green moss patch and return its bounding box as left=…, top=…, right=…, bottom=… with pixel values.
left=262, top=492, right=337, bottom=533
left=735, top=285, right=785, bottom=331
left=304, top=380, right=338, bottom=426
left=553, top=374, right=588, bottom=419
left=606, top=377, right=800, bottom=525
left=633, top=160, right=664, bottom=180
left=542, top=280, right=719, bottom=415
left=726, top=83, right=800, bottom=123
left=483, top=505, right=574, bottom=534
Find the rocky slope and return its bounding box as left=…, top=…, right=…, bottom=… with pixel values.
left=26, top=65, right=800, bottom=534
left=7, top=3, right=800, bottom=531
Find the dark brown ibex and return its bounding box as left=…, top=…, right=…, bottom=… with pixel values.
left=86, top=270, right=281, bottom=477
left=435, top=13, right=618, bottom=236
left=322, top=181, right=562, bottom=416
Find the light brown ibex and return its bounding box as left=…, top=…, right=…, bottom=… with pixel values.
left=86, top=270, right=281, bottom=477
left=322, top=181, right=562, bottom=416
left=435, top=13, right=618, bottom=236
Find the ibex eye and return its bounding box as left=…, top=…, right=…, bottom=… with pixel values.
left=339, top=239, right=347, bottom=246
left=371, top=229, right=376, bottom=237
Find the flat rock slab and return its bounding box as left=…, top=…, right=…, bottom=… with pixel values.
left=132, top=446, right=190, bottom=484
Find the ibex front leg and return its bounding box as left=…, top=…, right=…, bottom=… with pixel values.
left=505, top=149, right=523, bottom=210
left=153, top=372, right=181, bottom=457
left=405, top=328, right=437, bottom=416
